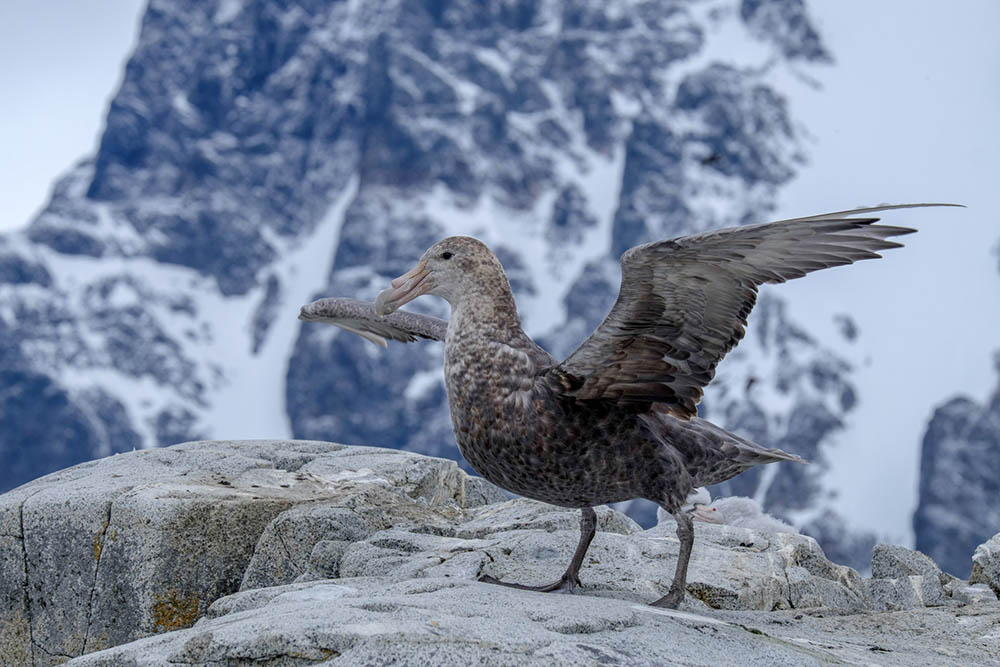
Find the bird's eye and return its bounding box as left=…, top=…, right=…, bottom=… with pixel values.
left=441, top=251, right=453, bottom=260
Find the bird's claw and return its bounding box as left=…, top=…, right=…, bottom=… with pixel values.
left=650, top=589, right=684, bottom=609
left=478, top=573, right=582, bottom=593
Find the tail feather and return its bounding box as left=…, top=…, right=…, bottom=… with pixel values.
left=643, top=414, right=806, bottom=489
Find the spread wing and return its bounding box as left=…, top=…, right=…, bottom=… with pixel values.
left=299, top=297, right=447, bottom=347
left=545, top=203, right=961, bottom=419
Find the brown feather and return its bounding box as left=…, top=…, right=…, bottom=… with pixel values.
left=547, top=204, right=959, bottom=419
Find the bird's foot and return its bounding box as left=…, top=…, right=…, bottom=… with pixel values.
left=478, top=572, right=582, bottom=594
left=650, top=588, right=684, bottom=609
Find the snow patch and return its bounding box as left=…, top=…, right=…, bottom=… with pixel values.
left=204, top=176, right=360, bottom=441
left=405, top=369, right=444, bottom=402
left=214, top=0, right=244, bottom=24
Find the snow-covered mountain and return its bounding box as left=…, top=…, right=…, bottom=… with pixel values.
left=0, top=0, right=953, bottom=569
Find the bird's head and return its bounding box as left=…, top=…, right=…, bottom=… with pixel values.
left=682, top=487, right=722, bottom=523
left=375, top=236, right=506, bottom=315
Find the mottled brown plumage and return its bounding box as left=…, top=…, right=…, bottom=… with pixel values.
left=299, top=203, right=959, bottom=608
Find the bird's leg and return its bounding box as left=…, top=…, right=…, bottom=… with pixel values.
left=651, top=510, right=694, bottom=608
left=479, top=507, right=596, bottom=593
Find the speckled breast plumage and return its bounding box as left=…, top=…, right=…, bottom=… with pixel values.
left=444, top=324, right=692, bottom=510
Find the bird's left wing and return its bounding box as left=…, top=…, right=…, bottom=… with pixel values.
left=544, top=203, right=961, bottom=419
left=299, top=297, right=447, bottom=347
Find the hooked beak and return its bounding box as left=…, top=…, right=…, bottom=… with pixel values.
left=375, top=261, right=432, bottom=315
left=691, top=504, right=722, bottom=524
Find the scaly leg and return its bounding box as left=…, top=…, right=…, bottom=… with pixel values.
left=480, top=507, right=597, bottom=593
left=651, top=510, right=694, bottom=608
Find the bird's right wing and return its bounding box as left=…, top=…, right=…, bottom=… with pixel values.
left=544, top=203, right=961, bottom=419
left=298, top=297, right=447, bottom=347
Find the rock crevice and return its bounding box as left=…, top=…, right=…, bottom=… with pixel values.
left=83, top=500, right=114, bottom=652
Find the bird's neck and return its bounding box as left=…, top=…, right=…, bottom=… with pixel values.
left=448, top=289, right=523, bottom=340
left=445, top=267, right=523, bottom=337
left=443, top=285, right=537, bottom=435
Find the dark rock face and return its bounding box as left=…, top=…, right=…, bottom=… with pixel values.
left=740, top=0, right=832, bottom=62
left=0, top=368, right=96, bottom=490
left=146, top=211, right=277, bottom=297
left=0, top=253, right=51, bottom=286
left=675, top=64, right=796, bottom=185
left=0, top=365, right=138, bottom=491
left=27, top=225, right=106, bottom=257
left=0, top=0, right=886, bottom=569
left=914, top=382, right=1000, bottom=577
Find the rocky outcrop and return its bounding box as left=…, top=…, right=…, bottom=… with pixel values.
left=0, top=440, right=500, bottom=664
left=914, top=380, right=1000, bottom=576
left=1, top=440, right=998, bottom=665
left=67, top=578, right=1000, bottom=667
left=863, top=544, right=949, bottom=611
left=970, top=532, right=1000, bottom=598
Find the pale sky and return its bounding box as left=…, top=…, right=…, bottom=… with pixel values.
left=0, top=1, right=145, bottom=230
left=0, top=1, right=997, bottom=543
left=772, top=2, right=1000, bottom=543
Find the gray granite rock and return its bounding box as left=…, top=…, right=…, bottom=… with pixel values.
left=241, top=485, right=452, bottom=590
left=1, top=445, right=287, bottom=663
left=865, top=575, right=950, bottom=611
left=0, top=535, right=29, bottom=666
left=291, top=498, right=871, bottom=613
left=255, top=497, right=869, bottom=613
left=866, top=544, right=952, bottom=611
left=872, top=543, right=942, bottom=579
left=293, top=445, right=506, bottom=508
left=65, top=577, right=1000, bottom=667
left=457, top=499, right=640, bottom=539
left=0, top=440, right=501, bottom=664
left=969, top=532, right=1000, bottom=598
left=650, top=515, right=870, bottom=612
left=946, top=582, right=998, bottom=605
left=4, top=440, right=998, bottom=666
